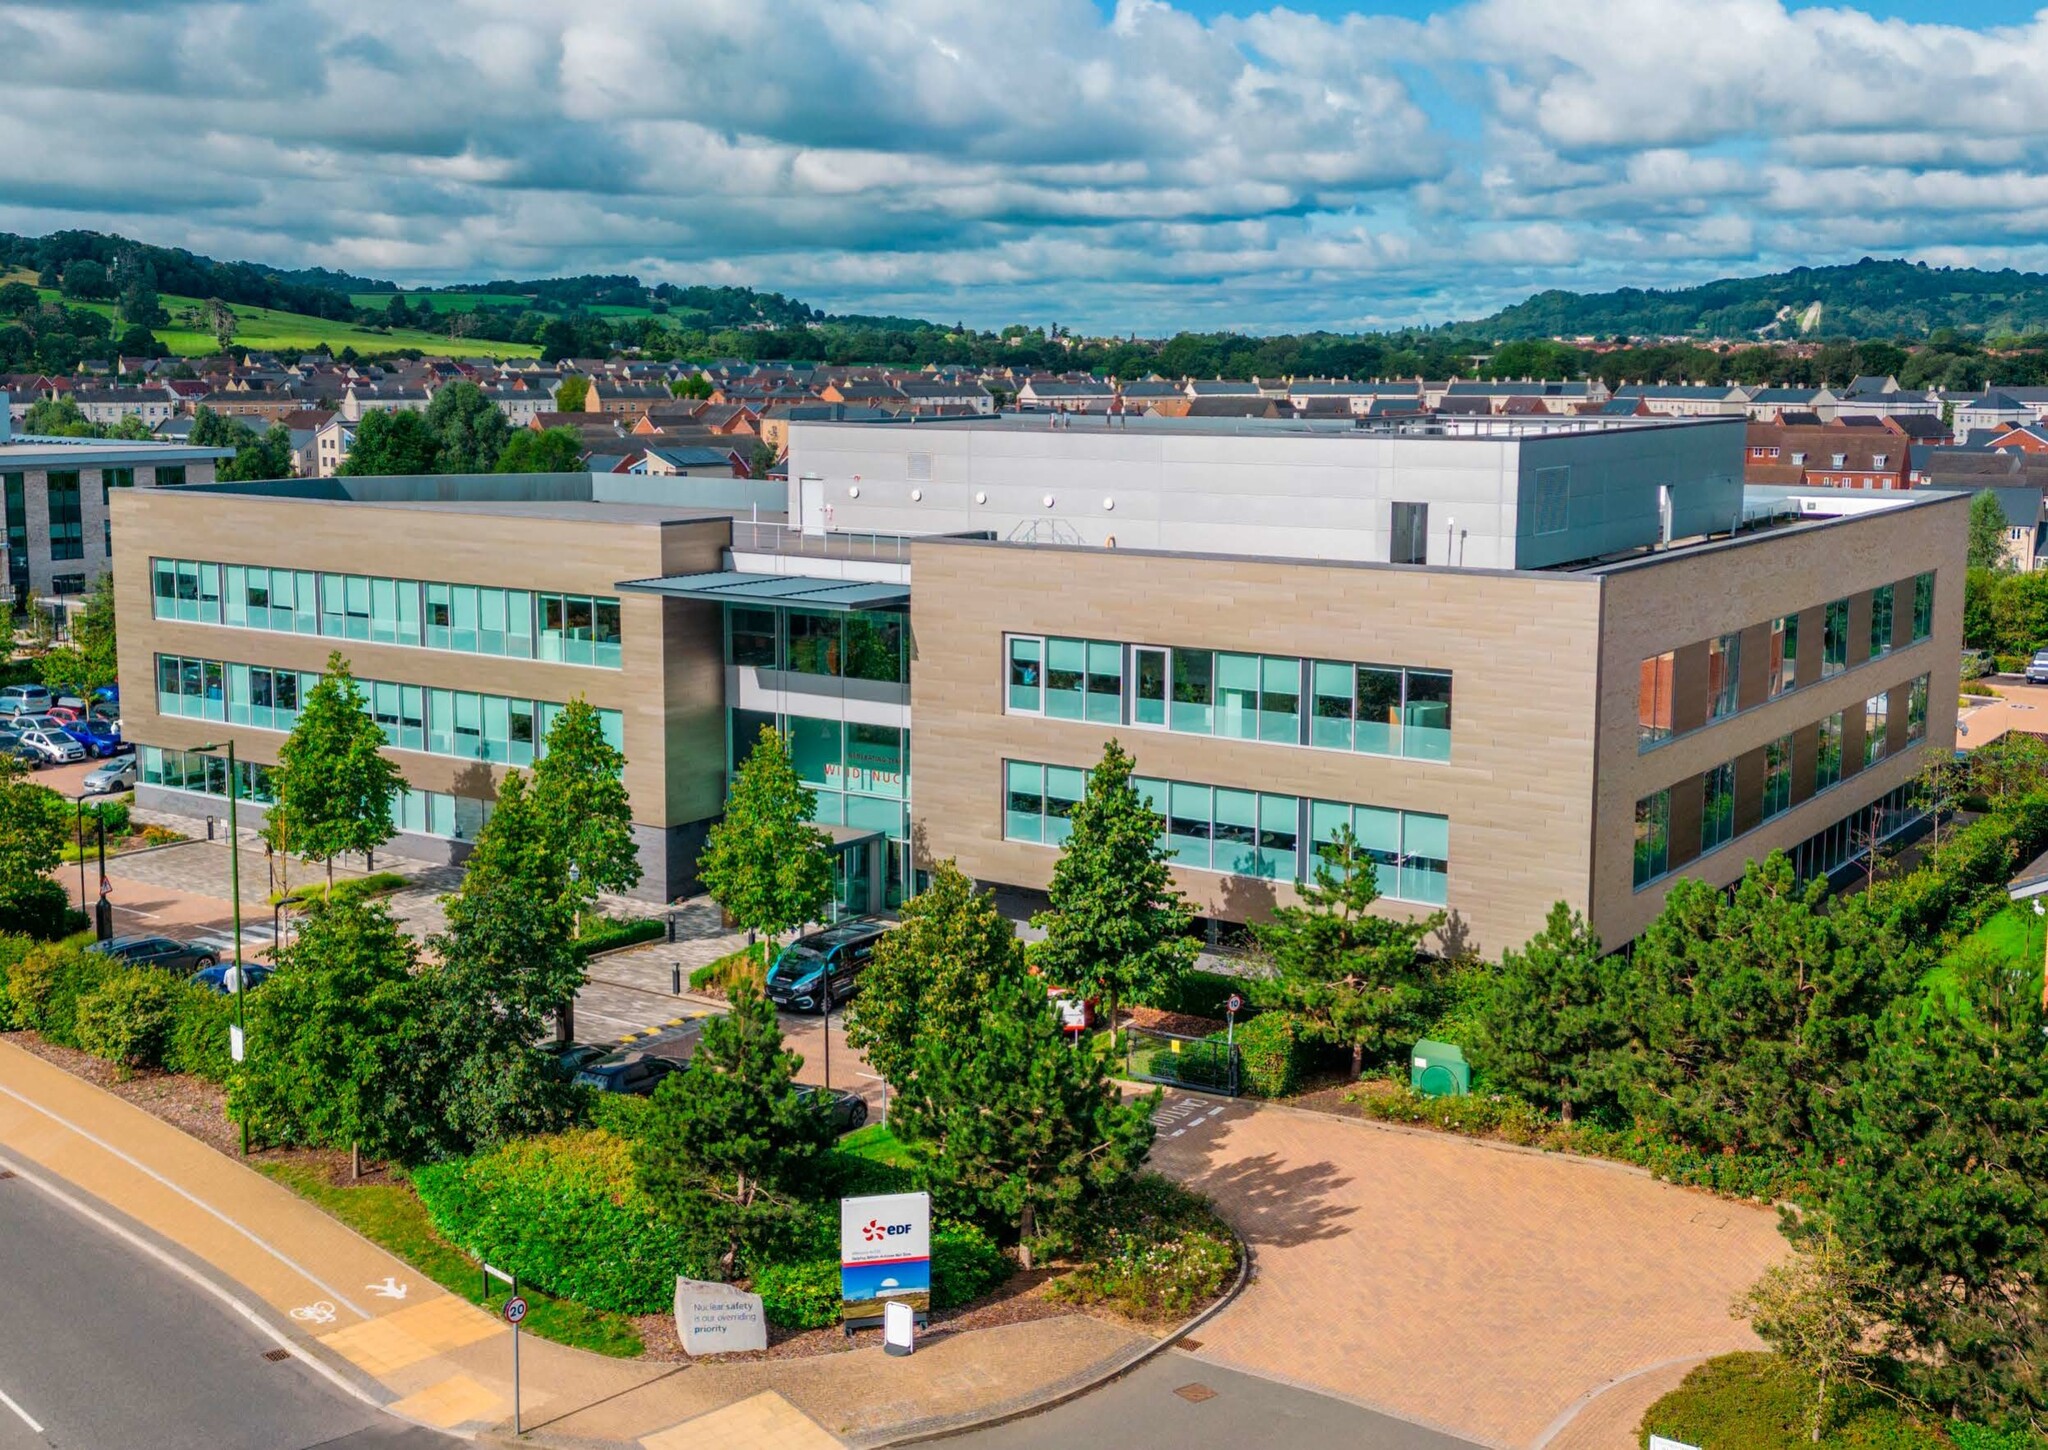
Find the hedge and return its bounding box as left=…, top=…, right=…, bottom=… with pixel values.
left=751, top=1222, right=1012, bottom=1330
left=690, top=943, right=768, bottom=994
left=1152, top=969, right=1242, bottom=1020
left=6, top=942, right=118, bottom=1044
left=573, top=915, right=665, bottom=961
left=0, top=879, right=88, bottom=942
left=74, top=971, right=180, bottom=1074
left=412, top=1129, right=698, bottom=1314
left=273, top=871, right=411, bottom=908
left=4, top=938, right=242, bottom=1080
left=1218, top=1011, right=1311, bottom=1097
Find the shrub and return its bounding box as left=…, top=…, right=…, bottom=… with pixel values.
left=931, top=1221, right=1012, bottom=1309
left=0, top=932, right=34, bottom=1029
left=689, top=943, right=767, bottom=994
left=1048, top=1174, right=1236, bottom=1320
left=7, top=942, right=115, bottom=1045
left=573, top=915, right=665, bottom=960
left=0, top=879, right=85, bottom=941
left=1224, top=1011, right=1310, bottom=1097
left=753, top=1257, right=839, bottom=1329
left=585, top=1090, right=654, bottom=1139
left=272, top=871, right=410, bottom=908
left=76, top=798, right=131, bottom=838
left=74, top=971, right=179, bottom=1073
left=1640, top=1352, right=1949, bottom=1450
left=139, top=824, right=184, bottom=847
left=164, top=985, right=236, bottom=1081
left=413, top=1129, right=698, bottom=1314
left=1151, top=969, right=1241, bottom=1020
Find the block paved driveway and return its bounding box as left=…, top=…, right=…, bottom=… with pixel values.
left=1146, top=1094, right=1786, bottom=1450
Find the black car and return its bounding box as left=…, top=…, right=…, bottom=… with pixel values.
left=794, top=1084, right=870, bottom=1134
left=765, top=918, right=893, bottom=1013
left=89, top=934, right=219, bottom=972
left=573, top=1051, right=683, bottom=1096
left=553, top=1042, right=612, bottom=1080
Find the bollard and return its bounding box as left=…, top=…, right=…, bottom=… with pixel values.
left=672, top=962, right=682, bottom=995
left=206, top=815, right=217, bottom=841
left=666, top=912, right=677, bottom=944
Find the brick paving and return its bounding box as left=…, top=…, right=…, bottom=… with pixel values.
left=1148, top=1097, right=1784, bottom=1450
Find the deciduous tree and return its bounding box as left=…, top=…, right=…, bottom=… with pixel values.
left=1032, top=740, right=1196, bottom=1044
left=495, top=426, right=583, bottom=473
left=264, top=652, right=403, bottom=887
left=37, top=572, right=117, bottom=691
left=552, top=373, right=590, bottom=412
left=425, top=379, right=510, bottom=473
left=1969, top=489, right=2012, bottom=572
left=697, top=725, right=834, bottom=951
left=339, top=407, right=440, bottom=476
left=1735, top=1218, right=1882, bottom=1443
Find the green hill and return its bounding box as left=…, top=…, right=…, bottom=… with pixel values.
left=1460, top=258, right=2048, bottom=342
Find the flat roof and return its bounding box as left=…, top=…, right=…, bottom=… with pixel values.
left=344, top=498, right=744, bottom=525
left=787, top=412, right=1740, bottom=443
left=615, top=570, right=909, bottom=611
left=0, top=439, right=233, bottom=467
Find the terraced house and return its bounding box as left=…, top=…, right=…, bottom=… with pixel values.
left=109, top=413, right=1963, bottom=953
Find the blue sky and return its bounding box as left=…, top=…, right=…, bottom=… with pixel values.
left=2, top=0, right=2047, bottom=333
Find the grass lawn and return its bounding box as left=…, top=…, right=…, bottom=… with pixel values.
left=258, top=1160, right=643, bottom=1357
left=1925, top=902, right=2045, bottom=1007
left=836, top=1123, right=918, bottom=1170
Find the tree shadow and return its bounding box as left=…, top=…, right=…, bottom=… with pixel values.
left=1217, top=870, right=1278, bottom=925
left=1177, top=1149, right=1359, bottom=1249
left=1434, top=907, right=1479, bottom=963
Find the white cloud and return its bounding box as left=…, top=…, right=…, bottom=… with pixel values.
left=1, top=0, right=2047, bottom=330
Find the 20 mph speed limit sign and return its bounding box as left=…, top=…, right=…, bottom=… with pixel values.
left=503, top=1296, right=528, bottom=1325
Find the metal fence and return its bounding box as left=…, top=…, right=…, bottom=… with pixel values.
left=1124, top=1026, right=1241, bottom=1097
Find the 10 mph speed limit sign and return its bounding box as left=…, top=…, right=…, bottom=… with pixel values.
left=503, top=1296, right=528, bottom=1325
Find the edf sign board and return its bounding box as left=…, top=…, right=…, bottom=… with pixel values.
left=840, top=1191, right=931, bottom=1319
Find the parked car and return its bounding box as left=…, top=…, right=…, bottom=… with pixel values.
left=552, top=1042, right=612, bottom=1080
left=793, top=1084, right=869, bottom=1134
left=89, top=935, right=219, bottom=973
left=2027, top=650, right=2048, bottom=685
left=1, top=734, right=42, bottom=770
left=44, top=704, right=84, bottom=724
left=572, top=1050, right=683, bottom=1096
left=81, top=755, right=137, bottom=794
left=13, top=725, right=84, bottom=764
left=61, top=717, right=125, bottom=758
left=0, top=684, right=53, bottom=715
left=187, top=962, right=274, bottom=994
left=765, top=917, right=894, bottom=1013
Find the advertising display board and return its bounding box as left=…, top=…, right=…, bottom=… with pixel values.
left=840, top=1191, right=931, bottom=1322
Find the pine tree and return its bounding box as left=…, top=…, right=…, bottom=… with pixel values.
left=1249, top=826, right=1444, bottom=1078
left=1032, top=740, right=1196, bottom=1044
left=633, top=979, right=828, bottom=1277
left=1474, top=903, right=1619, bottom=1121
left=264, top=652, right=403, bottom=887
left=697, top=725, right=834, bottom=952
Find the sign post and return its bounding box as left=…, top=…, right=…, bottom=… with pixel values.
left=1226, top=993, right=1242, bottom=1050
left=503, top=1295, right=527, bottom=1436
left=840, top=1191, right=931, bottom=1336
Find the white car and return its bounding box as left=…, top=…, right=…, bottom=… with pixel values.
left=82, top=756, right=136, bottom=794
left=2027, top=650, right=2048, bottom=685
left=15, top=726, right=84, bottom=764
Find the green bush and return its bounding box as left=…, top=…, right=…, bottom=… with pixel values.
left=1224, top=1011, right=1310, bottom=1097
left=584, top=1090, right=653, bottom=1139
left=1152, top=969, right=1242, bottom=1020
left=74, top=971, right=179, bottom=1073
left=164, top=985, right=236, bottom=1081
left=272, top=871, right=411, bottom=908
left=753, top=1257, right=839, bottom=1329
left=75, top=798, right=131, bottom=838
left=1641, top=1351, right=1953, bottom=1450
left=573, top=915, right=665, bottom=960
left=0, top=932, right=34, bottom=1030
left=413, top=1129, right=697, bottom=1314
left=690, top=943, right=768, bottom=994
left=1047, top=1174, right=1236, bottom=1320
left=931, top=1221, right=1011, bottom=1309
left=0, top=879, right=86, bottom=942
left=6, top=943, right=116, bottom=1045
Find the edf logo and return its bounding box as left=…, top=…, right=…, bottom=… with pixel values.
left=861, top=1219, right=913, bottom=1242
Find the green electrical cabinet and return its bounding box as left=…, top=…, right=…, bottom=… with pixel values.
left=1410, top=1040, right=1470, bottom=1097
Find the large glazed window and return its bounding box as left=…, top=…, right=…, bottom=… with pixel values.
left=1634, top=790, right=1670, bottom=887
left=1638, top=651, right=1674, bottom=748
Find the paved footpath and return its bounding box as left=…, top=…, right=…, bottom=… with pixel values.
left=0, top=1038, right=1155, bottom=1448
left=1144, top=1090, right=1784, bottom=1450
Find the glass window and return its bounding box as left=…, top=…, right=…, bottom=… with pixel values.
left=507, top=697, right=534, bottom=764
left=478, top=587, right=506, bottom=655
left=1257, top=792, right=1299, bottom=879
left=1390, top=500, right=1427, bottom=564
left=426, top=582, right=452, bottom=650
left=1634, top=789, right=1670, bottom=887
left=1355, top=666, right=1402, bottom=755
left=1398, top=811, right=1449, bottom=905
left=1006, top=761, right=1046, bottom=843
left=506, top=589, right=533, bottom=658
left=845, top=723, right=905, bottom=796
left=844, top=611, right=901, bottom=684
left=428, top=688, right=454, bottom=756
left=1763, top=734, right=1794, bottom=820
left=293, top=571, right=316, bottom=634
left=536, top=594, right=563, bottom=661
left=1310, top=661, right=1352, bottom=750
left=1770, top=614, right=1797, bottom=698
left=728, top=708, right=776, bottom=773
left=1869, top=583, right=1894, bottom=659
left=1260, top=657, right=1300, bottom=744
left=1212, top=788, right=1259, bottom=873
left=46, top=471, right=83, bottom=561
left=1822, top=598, right=1849, bottom=678
left=1046, top=638, right=1086, bottom=720
left=1865, top=692, right=1889, bottom=766
left=1171, top=650, right=1213, bottom=736
left=1817, top=711, right=1844, bottom=790
left=788, top=715, right=840, bottom=791
left=1044, top=765, right=1086, bottom=846
left=1912, top=572, right=1934, bottom=642
left=1639, top=651, right=1674, bottom=748
left=1403, top=670, right=1452, bottom=760
left=1085, top=641, right=1122, bottom=725
left=1908, top=675, right=1928, bottom=741
left=1133, top=647, right=1167, bottom=727
left=1701, top=760, right=1737, bottom=853
left=152, top=557, right=176, bottom=615
left=787, top=609, right=840, bottom=676
left=1008, top=636, right=1043, bottom=712
left=733, top=608, right=778, bottom=669
left=593, top=599, right=623, bottom=669
left=1707, top=633, right=1741, bottom=720
left=451, top=585, right=480, bottom=654
left=1167, top=781, right=1213, bottom=868
left=1215, top=653, right=1260, bottom=740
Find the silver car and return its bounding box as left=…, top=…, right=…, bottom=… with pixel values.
left=2029, top=651, right=2048, bottom=685
left=82, top=756, right=136, bottom=794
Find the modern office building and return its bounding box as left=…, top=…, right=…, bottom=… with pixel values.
left=110, top=416, right=1965, bottom=954
left=0, top=394, right=232, bottom=610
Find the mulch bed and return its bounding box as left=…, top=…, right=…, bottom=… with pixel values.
left=1125, top=1006, right=1226, bottom=1039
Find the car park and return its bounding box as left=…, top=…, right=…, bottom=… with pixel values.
left=765, top=917, right=894, bottom=1013
left=61, top=717, right=125, bottom=758
left=81, top=756, right=137, bottom=794
left=187, top=963, right=274, bottom=994
left=553, top=1042, right=612, bottom=1079
left=793, top=1084, right=869, bottom=1134
left=88, top=935, right=219, bottom=973
left=0, top=685, right=53, bottom=715
left=2028, top=650, right=2048, bottom=685
left=13, top=725, right=84, bottom=764
left=573, top=1050, right=684, bottom=1095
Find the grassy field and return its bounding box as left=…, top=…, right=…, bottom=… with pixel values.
left=347, top=291, right=531, bottom=314
left=1925, top=901, right=2044, bottom=1007
left=7, top=269, right=536, bottom=359
left=258, top=1160, right=643, bottom=1357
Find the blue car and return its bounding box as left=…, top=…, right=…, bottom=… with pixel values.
left=187, top=962, right=273, bottom=994
left=61, top=716, right=125, bottom=758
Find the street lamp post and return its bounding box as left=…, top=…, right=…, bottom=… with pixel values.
left=191, top=740, right=248, bottom=1156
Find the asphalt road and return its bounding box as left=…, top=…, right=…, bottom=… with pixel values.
left=0, top=1169, right=454, bottom=1450
left=941, top=1349, right=1482, bottom=1450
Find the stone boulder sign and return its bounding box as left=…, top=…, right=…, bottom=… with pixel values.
left=673, top=1276, right=768, bottom=1355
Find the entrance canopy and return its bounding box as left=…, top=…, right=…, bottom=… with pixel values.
left=615, top=570, right=908, bottom=612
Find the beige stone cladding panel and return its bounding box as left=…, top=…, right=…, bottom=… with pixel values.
left=112, top=489, right=728, bottom=830
left=907, top=540, right=1605, bottom=961
left=1591, top=494, right=1966, bottom=946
